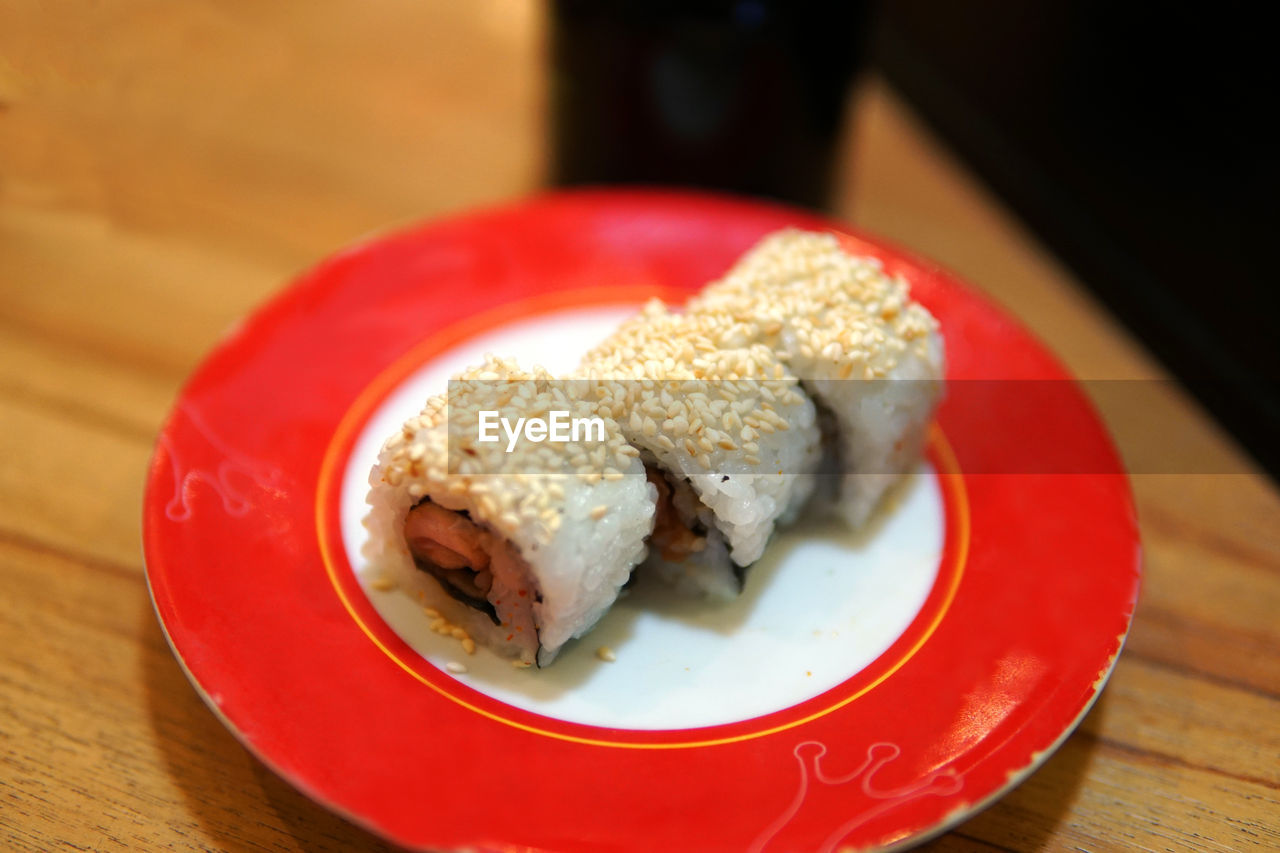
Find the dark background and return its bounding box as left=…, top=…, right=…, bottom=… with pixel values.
left=553, top=0, right=1278, bottom=480
left=874, top=0, right=1278, bottom=479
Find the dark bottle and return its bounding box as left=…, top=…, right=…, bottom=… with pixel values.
left=550, top=0, right=873, bottom=210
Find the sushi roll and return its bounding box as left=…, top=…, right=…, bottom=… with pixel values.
left=363, top=356, right=655, bottom=667
left=579, top=301, right=821, bottom=600
left=688, top=229, right=945, bottom=528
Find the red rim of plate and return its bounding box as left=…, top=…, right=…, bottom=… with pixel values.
left=143, top=189, right=1141, bottom=853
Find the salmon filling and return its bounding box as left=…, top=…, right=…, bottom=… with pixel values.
left=646, top=466, right=708, bottom=562
left=404, top=500, right=540, bottom=649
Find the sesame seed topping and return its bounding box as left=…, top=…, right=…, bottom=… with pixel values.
left=683, top=229, right=940, bottom=384
left=369, top=355, right=642, bottom=551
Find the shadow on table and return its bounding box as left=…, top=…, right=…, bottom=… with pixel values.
left=917, top=689, right=1110, bottom=851
left=141, top=605, right=400, bottom=852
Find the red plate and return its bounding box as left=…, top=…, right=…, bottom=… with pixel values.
left=143, top=190, right=1140, bottom=852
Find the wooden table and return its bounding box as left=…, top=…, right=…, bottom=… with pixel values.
left=2, top=4, right=1276, bottom=851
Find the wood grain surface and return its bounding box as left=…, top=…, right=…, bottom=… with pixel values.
left=2, top=3, right=1277, bottom=851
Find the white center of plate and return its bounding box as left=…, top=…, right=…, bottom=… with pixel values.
left=339, top=304, right=944, bottom=730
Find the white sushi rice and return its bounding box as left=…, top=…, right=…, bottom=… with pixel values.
left=579, top=301, right=821, bottom=598
left=363, top=356, right=655, bottom=666
left=688, top=229, right=945, bottom=528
